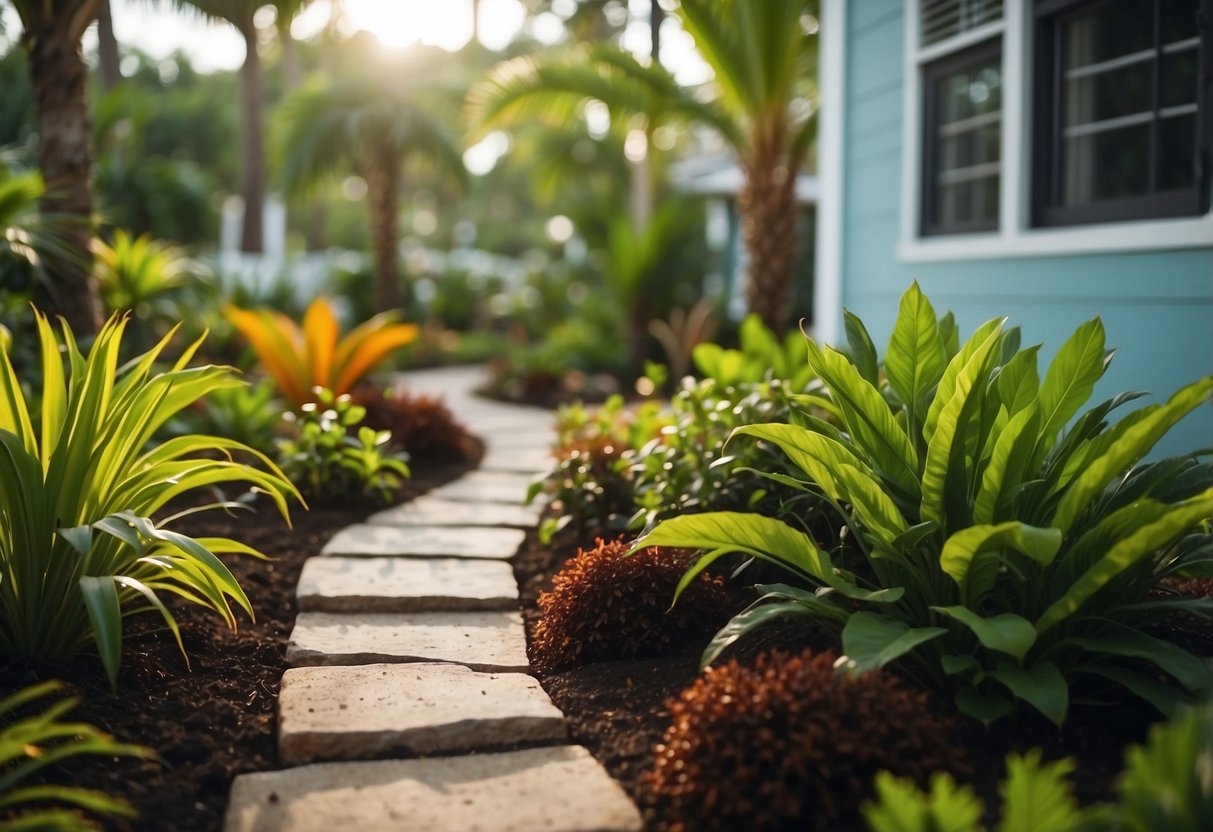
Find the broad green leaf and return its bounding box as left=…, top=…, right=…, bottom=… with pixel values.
left=843, top=308, right=880, bottom=386
left=700, top=592, right=841, bottom=668
left=940, top=523, right=1063, bottom=604
left=1050, top=377, right=1213, bottom=533
left=920, top=326, right=1004, bottom=528
left=999, top=750, right=1086, bottom=832
left=78, top=577, right=123, bottom=690
left=1038, top=490, right=1213, bottom=632
left=989, top=662, right=1069, bottom=726
left=1086, top=666, right=1188, bottom=717
left=836, top=463, right=909, bottom=546
left=995, top=345, right=1041, bottom=417
left=840, top=612, right=946, bottom=672
left=1064, top=625, right=1213, bottom=693
left=938, top=311, right=960, bottom=358
left=924, top=316, right=1004, bottom=444
left=955, top=688, right=1014, bottom=726
left=731, top=422, right=871, bottom=503
left=806, top=340, right=920, bottom=502
left=932, top=606, right=1037, bottom=663
left=973, top=406, right=1042, bottom=524
left=940, top=654, right=981, bottom=676
left=885, top=282, right=946, bottom=442
left=1035, top=318, right=1108, bottom=455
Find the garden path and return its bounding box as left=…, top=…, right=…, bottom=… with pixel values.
left=224, top=367, right=643, bottom=832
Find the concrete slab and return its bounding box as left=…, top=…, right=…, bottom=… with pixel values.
left=225, top=746, right=643, bottom=832
left=367, top=497, right=542, bottom=529
left=426, top=471, right=543, bottom=506
left=277, top=663, right=566, bottom=764
left=297, top=557, right=517, bottom=613
left=321, top=524, right=525, bottom=560
left=286, top=611, right=529, bottom=672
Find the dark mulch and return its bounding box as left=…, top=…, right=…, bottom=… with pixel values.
left=1, top=457, right=476, bottom=832
left=513, top=523, right=1213, bottom=831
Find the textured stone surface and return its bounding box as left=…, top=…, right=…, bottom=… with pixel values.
left=367, top=497, right=542, bottom=529
left=320, top=524, right=525, bottom=560
left=225, top=746, right=643, bottom=832
left=426, top=470, right=543, bottom=506
left=297, top=557, right=517, bottom=613
left=479, top=447, right=554, bottom=475
left=286, top=611, right=529, bottom=672
left=278, top=663, right=566, bottom=764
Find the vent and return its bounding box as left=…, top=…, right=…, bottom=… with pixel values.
left=921, top=0, right=1004, bottom=46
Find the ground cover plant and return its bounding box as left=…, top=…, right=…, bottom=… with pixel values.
left=636, top=283, right=1213, bottom=727
left=0, top=312, right=300, bottom=687
left=351, top=385, right=480, bottom=463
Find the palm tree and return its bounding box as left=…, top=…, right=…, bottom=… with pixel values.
left=6, top=0, right=105, bottom=333
left=469, top=1, right=818, bottom=331
left=276, top=79, right=465, bottom=313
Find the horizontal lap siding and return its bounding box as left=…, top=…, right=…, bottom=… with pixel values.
left=839, top=0, right=1213, bottom=455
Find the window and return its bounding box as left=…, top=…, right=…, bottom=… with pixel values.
left=917, top=2, right=1005, bottom=235
left=922, top=41, right=1003, bottom=234
left=1033, top=0, right=1210, bottom=226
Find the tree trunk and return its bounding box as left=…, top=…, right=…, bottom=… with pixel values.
left=739, top=131, right=798, bottom=333
left=650, top=0, right=664, bottom=63
left=366, top=157, right=402, bottom=313
left=239, top=21, right=265, bottom=253
left=25, top=17, right=103, bottom=334
left=471, top=0, right=481, bottom=46
left=96, top=0, right=122, bottom=90
left=279, top=21, right=301, bottom=90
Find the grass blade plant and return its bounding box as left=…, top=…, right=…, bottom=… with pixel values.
left=0, top=681, right=152, bottom=830
left=0, top=311, right=300, bottom=687
left=635, top=283, right=1213, bottom=726
left=227, top=296, right=418, bottom=407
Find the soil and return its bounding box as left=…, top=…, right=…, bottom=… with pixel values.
left=513, top=523, right=1213, bottom=831
left=0, top=456, right=476, bottom=832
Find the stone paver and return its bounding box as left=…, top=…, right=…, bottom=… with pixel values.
left=479, top=447, right=554, bottom=475
left=225, top=745, right=643, bottom=832
left=367, top=497, right=542, bottom=529
left=426, top=470, right=543, bottom=506
left=297, top=557, right=517, bottom=613
left=286, top=611, right=529, bottom=672
left=321, top=524, right=525, bottom=560
left=278, top=663, right=567, bottom=765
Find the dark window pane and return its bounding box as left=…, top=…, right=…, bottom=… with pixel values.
left=1064, top=60, right=1151, bottom=126
left=1062, top=0, right=1152, bottom=67
left=939, top=175, right=1000, bottom=227
left=1161, top=0, right=1199, bottom=44
left=1161, top=48, right=1199, bottom=109
left=1062, top=123, right=1150, bottom=204
left=1157, top=113, right=1197, bottom=190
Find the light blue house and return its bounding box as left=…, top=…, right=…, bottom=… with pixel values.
left=813, top=0, right=1213, bottom=456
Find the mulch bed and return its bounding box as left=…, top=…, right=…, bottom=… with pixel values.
left=0, top=457, right=476, bottom=832
left=513, top=523, right=1212, bottom=831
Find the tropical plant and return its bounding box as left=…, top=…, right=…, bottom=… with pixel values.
left=863, top=699, right=1213, bottom=832
left=276, top=387, right=410, bottom=505
left=226, top=296, right=419, bottom=407
left=276, top=77, right=465, bottom=312
left=93, top=229, right=198, bottom=319
left=692, top=312, right=816, bottom=390
left=168, top=379, right=282, bottom=456
left=4, top=0, right=104, bottom=333
left=636, top=283, right=1213, bottom=726
left=0, top=681, right=152, bottom=830
left=649, top=298, right=719, bottom=387
left=0, top=311, right=300, bottom=687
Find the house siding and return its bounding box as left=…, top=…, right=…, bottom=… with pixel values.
left=838, top=0, right=1213, bottom=456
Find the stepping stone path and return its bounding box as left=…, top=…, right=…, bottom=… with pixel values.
left=226, top=367, right=642, bottom=832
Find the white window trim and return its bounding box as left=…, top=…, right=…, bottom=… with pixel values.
left=814, top=0, right=846, bottom=345
left=899, top=0, right=1213, bottom=263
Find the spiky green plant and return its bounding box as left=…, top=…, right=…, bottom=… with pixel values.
left=637, top=283, right=1213, bottom=726
left=0, top=311, right=300, bottom=687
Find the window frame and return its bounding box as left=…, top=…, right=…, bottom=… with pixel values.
left=1031, top=0, right=1212, bottom=227
left=898, top=0, right=1213, bottom=262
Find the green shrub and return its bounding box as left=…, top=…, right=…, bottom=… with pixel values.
left=637, top=283, right=1213, bottom=726
left=863, top=699, right=1213, bottom=832
left=0, top=312, right=299, bottom=687
left=692, top=312, right=815, bottom=390
left=168, top=379, right=282, bottom=456
left=277, top=387, right=410, bottom=505
left=0, top=681, right=152, bottom=830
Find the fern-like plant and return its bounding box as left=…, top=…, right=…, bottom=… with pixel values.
left=637, top=283, right=1213, bottom=726
left=0, top=312, right=300, bottom=687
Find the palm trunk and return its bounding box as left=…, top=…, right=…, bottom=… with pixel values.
left=25, top=16, right=103, bottom=334
left=239, top=21, right=265, bottom=253
left=366, top=157, right=402, bottom=313
left=279, top=21, right=301, bottom=90
left=650, top=0, right=664, bottom=63
left=96, top=0, right=122, bottom=90
left=739, top=129, right=798, bottom=333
